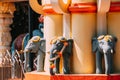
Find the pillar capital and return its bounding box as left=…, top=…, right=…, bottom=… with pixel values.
left=0, top=2, right=16, bottom=16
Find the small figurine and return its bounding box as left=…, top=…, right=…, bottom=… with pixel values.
left=92, top=35, right=117, bottom=75
left=11, top=15, right=44, bottom=72
left=49, top=36, right=73, bottom=75
left=24, top=36, right=46, bottom=72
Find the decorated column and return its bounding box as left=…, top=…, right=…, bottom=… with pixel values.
left=0, top=2, right=15, bottom=65
left=108, top=0, right=120, bottom=73
left=29, top=0, right=63, bottom=73
left=69, top=0, right=96, bottom=73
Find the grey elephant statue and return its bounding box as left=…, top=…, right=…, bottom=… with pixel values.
left=11, top=24, right=43, bottom=72
left=49, top=36, right=73, bottom=75
left=92, top=35, right=117, bottom=75
left=24, top=36, right=46, bottom=72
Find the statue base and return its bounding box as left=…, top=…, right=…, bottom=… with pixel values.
left=24, top=71, right=120, bottom=80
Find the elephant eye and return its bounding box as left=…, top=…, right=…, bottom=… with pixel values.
left=57, top=43, right=61, bottom=46
left=99, top=42, right=104, bottom=45
left=29, top=43, right=33, bottom=46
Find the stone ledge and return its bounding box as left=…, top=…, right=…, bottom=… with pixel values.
left=24, top=71, right=120, bottom=80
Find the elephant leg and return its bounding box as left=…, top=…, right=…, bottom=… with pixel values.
left=20, top=53, right=24, bottom=62
left=63, top=53, right=70, bottom=74
left=50, top=53, right=56, bottom=75
left=24, top=52, right=31, bottom=72
left=104, top=53, right=113, bottom=75
left=12, top=62, right=16, bottom=78
left=96, top=51, right=103, bottom=74
left=37, top=51, right=45, bottom=72
left=55, top=57, right=60, bottom=73
left=29, top=53, right=35, bottom=71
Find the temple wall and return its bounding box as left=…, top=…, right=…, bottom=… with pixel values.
left=108, top=12, right=120, bottom=72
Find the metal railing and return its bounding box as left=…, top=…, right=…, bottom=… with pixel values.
left=0, top=50, right=24, bottom=80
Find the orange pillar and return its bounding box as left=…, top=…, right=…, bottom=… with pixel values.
left=69, top=0, right=96, bottom=73
left=108, top=0, right=120, bottom=73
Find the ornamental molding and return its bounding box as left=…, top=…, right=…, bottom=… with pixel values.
left=0, top=2, right=16, bottom=15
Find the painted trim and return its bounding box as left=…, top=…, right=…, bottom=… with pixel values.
left=97, top=0, right=110, bottom=13
left=109, top=2, right=120, bottom=12
left=43, top=4, right=58, bottom=14
left=69, top=2, right=120, bottom=13
left=69, top=3, right=97, bottom=13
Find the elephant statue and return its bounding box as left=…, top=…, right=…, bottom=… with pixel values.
left=11, top=22, right=44, bottom=73
left=92, top=35, right=117, bottom=75
left=24, top=36, right=45, bottom=72
left=49, top=36, right=73, bottom=75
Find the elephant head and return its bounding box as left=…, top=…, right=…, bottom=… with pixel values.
left=49, top=36, right=68, bottom=61
left=92, top=35, right=117, bottom=54
left=24, top=36, right=41, bottom=53
left=49, top=36, right=73, bottom=75
left=92, top=35, right=117, bottom=75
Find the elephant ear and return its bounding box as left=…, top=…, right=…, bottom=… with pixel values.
left=66, top=39, right=73, bottom=55
left=39, top=38, right=46, bottom=53
left=112, top=36, right=117, bottom=53
left=92, top=37, right=98, bottom=53
left=112, top=36, right=117, bottom=42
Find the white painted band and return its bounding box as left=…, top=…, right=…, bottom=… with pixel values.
left=29, top=0, right=44, bottom=14
left=97, top=0, right=111, bottom=35
left=97, top=0, right=111, bottom=13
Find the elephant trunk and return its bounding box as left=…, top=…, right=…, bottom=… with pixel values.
left=24, top=49, right=29, bottom=53
left=49, top=55, right=60, bottom=61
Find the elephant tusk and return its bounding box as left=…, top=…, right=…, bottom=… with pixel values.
left=103, top=49, right=106, bottom=54
left=53, top=50, right=57, bottom=54
left=49, top=55, right=60, bottom=61
left=111, top=49, right=113, bottom=54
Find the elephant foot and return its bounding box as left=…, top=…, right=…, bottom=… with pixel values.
left=64, top=71, right=70, bottom=74
left=55, top=68, right=60, bottom=74
left=105, top=72, right=110, bottom=75
left=105, top=70, right=111, bottom=75
left=26, top=67, right=32, bottom=72
left=55, top=71, right=60, bottom=74
left=96, top=71, right=102, bottom=74
left=50, top=62, right=56, bottom=75
left=50, top=68, right=55, bottom=75
left=96, top=68, right=103, bottom=74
